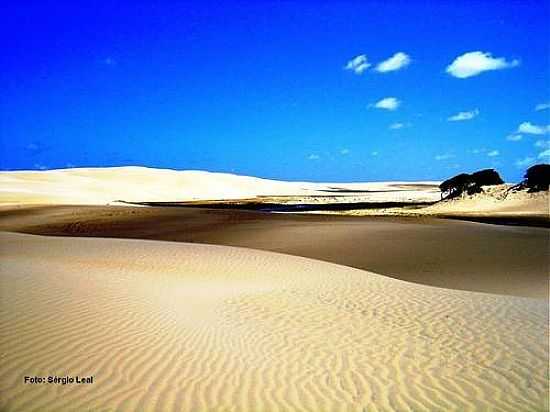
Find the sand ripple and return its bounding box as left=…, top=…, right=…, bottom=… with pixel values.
left=0, top=232, right=547, bottom=411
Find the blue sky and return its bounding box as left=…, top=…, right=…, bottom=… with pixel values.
left=1, top=1, right=549, bottom=182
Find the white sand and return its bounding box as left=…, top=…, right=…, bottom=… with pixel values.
left=1, top=232, right=547, bottom=412
left=0, top=166, right=440, bottom=205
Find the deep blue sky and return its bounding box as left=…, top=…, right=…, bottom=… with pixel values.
left=1, top=1, right=549, bottom=182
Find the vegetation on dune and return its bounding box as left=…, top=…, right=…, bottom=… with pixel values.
left=439, top=164, right=550, bottom=200
left=522, top=164, right=550, bottom=192
left=439, top=168, right=503, bottom=199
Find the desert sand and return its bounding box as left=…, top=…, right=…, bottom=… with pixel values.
left=1, top=232, right=548, bottom=412
left=0, top=205, right=547, bottom=298
left=1, top=167, right=548, bottom=411
left=0, top=166, right=440, bottom=205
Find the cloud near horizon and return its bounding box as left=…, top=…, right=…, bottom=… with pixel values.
left=435, top=153, right=454, bottom=161
left=344, top=54, right=371, bottom=74
left=446, top=51, right=519, bottom=78
left=372, top=97, right=400, bottom=111
left=517, top=122, right=550, bottom=135
left=535, top=102, right=550, bottom=111
left=375, top=52, right=411, bottom=73
left=515, top=157, right=535, bottom=168
left=534, top=140, right=550, bottom=149
left=447, top=109, right=479, bottom=121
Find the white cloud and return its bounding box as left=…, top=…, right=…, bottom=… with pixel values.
left=517, top=121, right=550, bottom=135
left=375, top=52, right=411, bottom=73
left=307, top=154, right=320, bottom=160
left=371, top=151, right=379, bottom=156
left=340, top=148, right=350, bottom=155
left=344, top=54, right=371, bottom=74
left=535, top=102, right=550, bottom=111
left=515, top=157, right=535, bottom=168
left=538, top=149, right=550, bottom=159
left=388, top=122, right=410, bottom=130
left=535, top=140, right=550, bottom=149
left=372, top=97, right=400, bottom=111
left=33, top=163, right=48, bottom=170
left=447, top=109, right=479, bottom=121
left=446, top=51, right=519, bottom=79
left=487, top=150, right=500, bottom=157
left=435, top=153, right=454, bottom=161
left=506, top=134, right=523, bottom=141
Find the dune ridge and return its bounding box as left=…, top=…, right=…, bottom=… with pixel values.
left=0, top=166, right=440, bottom=205
left=1, top=232, right=547, bottom=411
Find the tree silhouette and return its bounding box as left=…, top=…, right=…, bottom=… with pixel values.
left=523, top=164, right=550, bottom=191
left=439, top=173, right=473, bottom=199
left=439, top=168, right=504, bottom=199
left=471, top=169, right=504, bottom=187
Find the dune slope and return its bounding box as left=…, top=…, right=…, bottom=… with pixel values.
left=0, top=232, right=547, bottom=411
left=0, top=166, right=440, bottom=205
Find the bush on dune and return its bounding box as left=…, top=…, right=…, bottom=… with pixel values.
left=522, top=164, right=550, bottom=192
left=439, top=168, right=504, bottom=200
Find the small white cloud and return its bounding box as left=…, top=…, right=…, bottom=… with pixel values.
left=538, top=149, right=550, bottom=159
left=535, top=102, right=550, bottom=111
left=506, top=134, right=523, bottom=141
left=517, top=121, right=550, bottom=135
left=375, top=52, right=411, bottom=73
left=340, top=148, right=350, bottom=155
left=372, top=97, right=400, bottom=111
left=448, top=109, right=479, bottom=122
left=307, top=154, right=320, bottom=160
left=344, top=54, right=371, bottom=75
left=535, top=140, right=550, bottom=149
left=446, top=51, right=519, bottom=79
left=33, top=163, right=48, bottom=170
left=515, top=156, right=535, bottom=168
left=487, top=150, right=500, bottom=157
left=435, top=153, right=454, bottom=161
left=389, top=122, right=410, bottom=130
left=371, top=151, right=379, bottom=156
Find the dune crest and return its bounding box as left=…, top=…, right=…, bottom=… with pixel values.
left=1, top=232, right=547, bottom=411
left=0, top=166, right=440, bottom=205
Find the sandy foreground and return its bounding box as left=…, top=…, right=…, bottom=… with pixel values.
left=1, top=232, right=548, bottom=412
left=1, top=167, right=548, bottom=411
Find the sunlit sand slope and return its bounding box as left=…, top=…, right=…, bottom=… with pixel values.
left=0, top=166, right=440, bottom=205
left=0, top=232, right=548, bottom=411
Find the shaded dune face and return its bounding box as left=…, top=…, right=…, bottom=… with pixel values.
left=1, top=233, right=548, bottom=412
left=1, top=206, right=548, bottom=299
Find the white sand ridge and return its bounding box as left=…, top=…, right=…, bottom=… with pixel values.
left=0, top=166, right=440, bottom=205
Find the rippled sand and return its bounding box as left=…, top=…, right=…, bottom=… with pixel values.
left=1, top=232, right=547, bottom=411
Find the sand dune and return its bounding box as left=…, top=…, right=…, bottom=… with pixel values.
left=0, top=205, right=547, bottom=298
left=0, top=166, right=440, bottom=205
left=0, top=232, right=547, bottom=412
left=1, top=168, right=547, bottom=411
